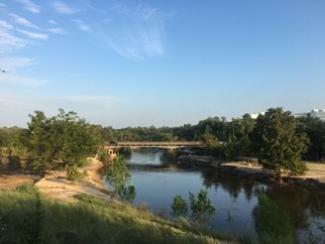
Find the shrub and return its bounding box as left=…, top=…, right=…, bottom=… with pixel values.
left=106, top=156, right=136, bottom=202
left=189, top=189, right=215, bottom=220
left=119, top=184, right=136, bottom=203
left=16, top=184, right=38, bottom=195
left=171, top=195, right=188, bottom=217
left=66, top=165, right=83, bottom=181
left=7, top=155, right=21, bottom=171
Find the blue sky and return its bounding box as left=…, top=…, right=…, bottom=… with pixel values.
left=0, top=0, right=325, bottom=127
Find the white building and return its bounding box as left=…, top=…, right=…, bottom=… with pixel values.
left=310, top=109, right=325, bottom=121
left=248, top=112, right=265, bottom=119
left=294, top=109, right=325, bottom=121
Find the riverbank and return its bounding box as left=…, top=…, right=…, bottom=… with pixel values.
left=0, top=158, right=233, bottom=244
left=35, top=158, right=111, bottom=202
left=177, top=155, right=325, bottom=191
left=0, top=186, right=232, bottom=244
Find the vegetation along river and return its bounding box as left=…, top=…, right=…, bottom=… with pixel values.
left=111, top=149, right=325, bottom=243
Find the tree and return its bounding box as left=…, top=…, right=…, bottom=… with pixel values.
left=106, top=156, right=136, bottom=202
left=252, top=108, right=309, bottom=177
left=171, top=195, right=188, bottom=217
left=297, top=117, right=325, bottom=161
left=25, top=111, right=52, bottom=171
left=25, top=109, right=101, bottom=172
left=189, top=189, right=215, bottom=220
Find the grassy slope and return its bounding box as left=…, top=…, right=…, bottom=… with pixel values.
left=0, top=186, right=232, bottom=244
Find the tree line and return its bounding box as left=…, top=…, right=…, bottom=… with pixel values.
left=1, top=107, right=324, bottom=176
left=101, top=108, right=325, bottom=162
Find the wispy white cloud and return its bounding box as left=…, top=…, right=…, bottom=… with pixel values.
left=48, top=27, right=67, bottom=35
left=0, top=73, right=45, bottom=86
left=0, top=3, right=5, bottom=8
left=52, top=1, right=79, bottom=15
left=0, top=57, right=44, bottom=86
left=14, top=0, right=40, bottom=14
left=100, top=3, right=169, bottom=60
left=73, top=19, right=91, bottom=32
left=0, top=20, right=25, bottom=53
left=48, top=19, right=57, bottom=25
left=0, top=20, right=13, bottom=30
left=10, top=13, right=39, bottom=29
left=0, top=57, right=36, bottom=72
left=16, top=28, right=48, bottom=40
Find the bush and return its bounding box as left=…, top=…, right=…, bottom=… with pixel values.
left=171, top=195, right=188, bottom=217
left=16, top=184, right=38, bottom=195
left=7, top=155, right=21, bottom=171
left=106, top=156, right=136, bottom=202
left=66, top=165, right=83, bottom=181
left=119, top=185, right=136, bottom=203
left=189, top=189, right=215, bottom=220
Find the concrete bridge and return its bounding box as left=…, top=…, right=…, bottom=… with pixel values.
left=105, top=141, right=205, bottom=150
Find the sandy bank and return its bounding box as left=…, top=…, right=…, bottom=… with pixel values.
left=178, top=155, right=325, bottom=191
left=0, top=158, right=111, bottom=202
left=35, top=158, right=111, bottom=202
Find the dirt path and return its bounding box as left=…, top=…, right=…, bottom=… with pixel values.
left=0, top=158, right=111, bottom=202
left=0, top=174, right=41, bottom=189
left=35, top=158, right=111, bottom=202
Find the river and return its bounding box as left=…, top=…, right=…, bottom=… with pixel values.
left=123, top=149, right=325, bottom=242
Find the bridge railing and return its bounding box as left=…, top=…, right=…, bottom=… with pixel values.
left=115, top=141, right=204, bottom=146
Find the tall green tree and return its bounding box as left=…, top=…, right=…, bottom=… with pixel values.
left=297, top=117, right=325, bottom=161
left=106, top=156, right=136, bottom=202
left=252, top=108, right=309, bottom=177
left=25, top=109, right=101, bottom=172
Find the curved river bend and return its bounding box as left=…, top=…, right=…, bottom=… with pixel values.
left=113, top=149, right=325, bottom=242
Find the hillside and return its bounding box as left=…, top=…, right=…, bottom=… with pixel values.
left=0, top=185, right=232, bottom=244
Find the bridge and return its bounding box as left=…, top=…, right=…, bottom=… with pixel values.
left=105, top=141, right=205, bottom=150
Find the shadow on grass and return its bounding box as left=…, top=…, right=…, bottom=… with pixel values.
left=0, top=186, right=223, bottom=244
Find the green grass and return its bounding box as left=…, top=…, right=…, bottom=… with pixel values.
left=0, top=185, right=233, bottom=244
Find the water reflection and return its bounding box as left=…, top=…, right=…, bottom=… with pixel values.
left=125, top=149, right=325, bottom=242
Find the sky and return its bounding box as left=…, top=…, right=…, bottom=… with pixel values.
left=0, top=0, right=325, bottom=128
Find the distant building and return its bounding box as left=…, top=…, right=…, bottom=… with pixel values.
left=310, top=109, right=325, bottom=121
left=294, top=112, right=309, bottom=119
left=294, top=109, right=325, bottom=121
left=248, top=112, right=265, bottom=119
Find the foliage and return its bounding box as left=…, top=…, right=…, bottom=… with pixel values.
left=222, top=137, right=237, bottom=160
left=189, top=189, right=215, bottom=220
left=297, top=117, right=325, bottom=161
left=252, top=108, right=309, bottom=176
left=7, top=155, right=21, bottom=171
left=171, top=195, right=188, bottom=217
left=66, top=165, right=83, bottom=181
left=0, top=126, right=24, bottom=151
left=254, top=194, right=294, bottom=244
left=1, top=106, right=325, bottom=176
left=24, top=109, right=102, bottom=172
left=106, top=156, right=136, bottom=202
left=118, top=146, right=132, bottom=158
left=97, top=147, right=111, bottom=164
left=15, top=183, right=38, bottom=195
left=119, top=184, right=136, bottom=203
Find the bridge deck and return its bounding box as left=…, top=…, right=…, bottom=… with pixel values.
left=105, top=141, right=204, bottom=149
